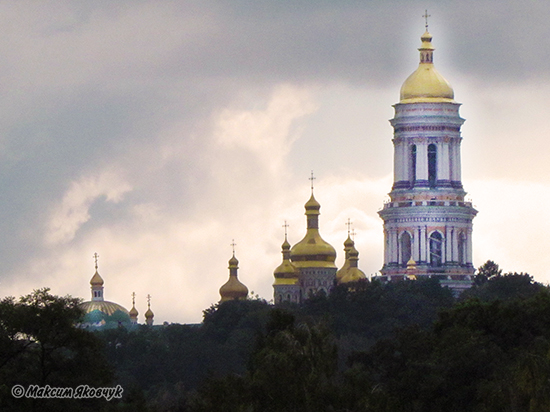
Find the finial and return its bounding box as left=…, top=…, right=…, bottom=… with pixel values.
left=132, top=292, right=136, bottom=306
left=230, top=239, right=237, bottom=256
left=346, top=218, right=352, bottom=236
left=351, top=229, right=356, bottom=241
left=423, top=9, right=431, bottom=30
left=93, top=252, right=99, bottom=271
left=309, top=170, right=316, bottom=194
left=282, top=221, right=289, bottom=240
left=147, top=294, right=151, bottom=308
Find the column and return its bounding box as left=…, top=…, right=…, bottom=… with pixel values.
left=390, top=229, right=398, bottom=264
left=451, top=228, right=458, bottom=263
left=420, top=226, right=427, bottom=263
left=438, top=142, right=450, bottom=183
left=466, top=228, right=473, bottom=264
left=416, top=143, right=429, bottom=185
left=413, top=227, right=420, bottom=262
left=446, top=226, right=453, bottom=262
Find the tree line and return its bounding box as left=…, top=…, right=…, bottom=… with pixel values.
left=1, top=261, right=549, bottom=411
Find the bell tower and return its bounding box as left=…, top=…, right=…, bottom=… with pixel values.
left=378, top=20, right=477, bottom=292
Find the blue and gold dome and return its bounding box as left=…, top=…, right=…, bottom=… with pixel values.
left=79, top=254, right=131, bottom=328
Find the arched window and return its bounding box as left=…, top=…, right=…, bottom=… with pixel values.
left=411, top=145, right=417, bottom=186
left=458, top=233, right=466, bottom=265
left=400, top=232, right=412, bottom=267
left=428, top=144, right=437, bottom=188
left=429, top=231, right=443, bottom=267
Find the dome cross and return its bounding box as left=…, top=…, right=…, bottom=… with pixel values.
left=423, top=9, right=431, bottom=30
left=309, top=170, right=316, bottom=193
left=93, top=252, right=99, bottom=270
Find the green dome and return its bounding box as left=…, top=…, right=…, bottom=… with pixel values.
left=79, top=300, right=131, bottom=328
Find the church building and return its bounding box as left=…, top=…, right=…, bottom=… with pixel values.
left=377, top=24, right=477, bottom=292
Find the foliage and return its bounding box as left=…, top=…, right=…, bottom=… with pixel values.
left=0, top=288, right=113, bottom=412
left=464, top=260, right=544, bottom=302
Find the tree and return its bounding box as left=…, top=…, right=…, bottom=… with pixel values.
left=0, top=288, right=113, bottom=411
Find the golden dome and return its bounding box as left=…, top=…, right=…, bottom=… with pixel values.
left=79, top=300, right=129, bottom=316
left=129, top=305, right=138, bottom=317
left=274, top=237, right=299, bottom=285
left=336, top=235, right=354, bottom=282
left=220, top=253, right=249, bottom=302
left=90, top=270, right=104, bottom=286
left=145, top=308, right=154, bottom=319
left=339, top=246, right=366, bottom=284
left=400, top=30, right=455, bottom=104
left=290, top=193, right=337, bottom=268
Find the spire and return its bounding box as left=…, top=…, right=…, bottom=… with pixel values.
left=340, top=244, right=367, bottom=284
left=274, top=221, right=299, bottom=284
left=90, top=252, right=104, bottom=301
left=337, top=219, right=355, bottom=283
left=220, top=243, right=249, bottom=302
left=145, top=294, right=154, bottom=326
left=129, top=292, right=139, bottom=324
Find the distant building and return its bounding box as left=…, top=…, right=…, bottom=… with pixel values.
left=79, top=253, right=131, bottom=328
left=219, top=249, right=249, bottom=302
left=377, top=26, right=477, bottom=292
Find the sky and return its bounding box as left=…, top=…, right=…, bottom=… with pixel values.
left=2, top=1, right=550, bottom=324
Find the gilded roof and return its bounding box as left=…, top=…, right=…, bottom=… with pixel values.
left=400, top=30, right=455, bottom=104
left=80, top=300, right=129, bottom=316
left=290, top=193, right=337, bottom=269
left=90, top=270, right=104, bottom=286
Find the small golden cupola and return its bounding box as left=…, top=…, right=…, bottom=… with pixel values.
left=145, top=294, right=154, bottom=326
left=336, top=220, right=355, bottom=283
left=399, top=20, right=455, bottom=104
left=219, top=243, right=249, bottom=302
left=90, top=252, right=105, bottom=301
left=273, top=225, right=299, bottom=286
left=340, top=244, right=367, bottom=284
left=129, top=292, right=139, bottom=325
left=290, top=184, right=337, bottom=269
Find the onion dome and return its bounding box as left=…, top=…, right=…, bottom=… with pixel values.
left=400, top=30, right=455, bottom=104
left=290, top=193, right=337, bottom=268
left=129, top=292, right=138, bottom=324
left=274, top=236, right=299, bottom=286
left=145, top=294, right=154, bottom=325
left=145, top=295, right=155, bottom=326
left=340, top=245, right=367, bottom=284
left=90, top=270, right=104, bottom=286
left=219, top=252, right=249, bottom=302
left=336, top=235, right=355, bottom=282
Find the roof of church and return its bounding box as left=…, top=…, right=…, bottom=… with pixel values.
left=400, top=30, right=455, bottom=104
left=219, top=252, right=249, bottom=301
left=290, top=193, right=337, bottom=269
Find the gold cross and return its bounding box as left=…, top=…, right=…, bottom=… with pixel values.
left=423, top=9, right=431, bottom=30
left=93, top=253, right=99, bottom=270
left=147, top=294, right=151, bottom=308
left=132, top=292, right=136, bottom=306
left=309, top=170, right=316, bottom=193
left=230, top=239, right=237, bottom=255
left=282, top=221, right=289, bottom=239
left=346, top=218, right=352, bottom=236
